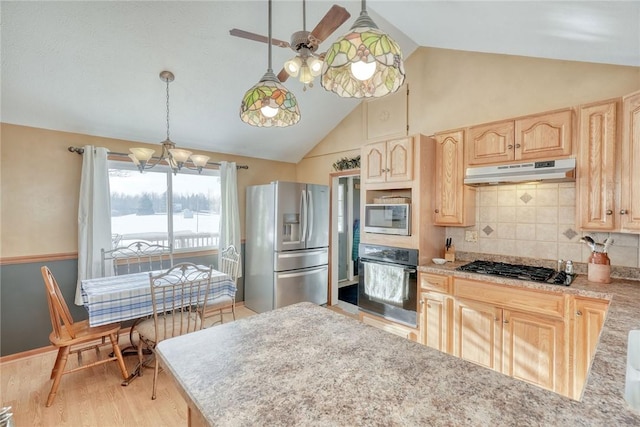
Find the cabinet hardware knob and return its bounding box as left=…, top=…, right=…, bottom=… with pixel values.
left=495, top=317, right=500, bottom=322
left=576, top=310, right=583, bottom=316
left=427, top=303, right=432, bottom=308
left=420, top=300, right=424, bottom=305
left=620, top=209, right=628, bottom=215
left=515, top=144, right=521, bottom=148
left=606, top=210, right=613, bottom=215
left=508, top=145, right=514, bottom=149
left=435, top=209, right=439, bottom=213
left=503, top=319, right=509, bottom=324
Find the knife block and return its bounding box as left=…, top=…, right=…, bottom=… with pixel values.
left=444, top=245, right=456, bottom=262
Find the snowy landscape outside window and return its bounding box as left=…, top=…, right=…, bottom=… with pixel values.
left=108, top=161, right=221, bottom=251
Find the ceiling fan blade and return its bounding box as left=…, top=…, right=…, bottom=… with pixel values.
left=309, top=5, right=351, bottom=46
left=229, top=29, right=290, bottom=48
left=277, top=68, right=290, bottom=83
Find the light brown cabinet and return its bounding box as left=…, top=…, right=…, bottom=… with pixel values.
left=361, top=137, right=413, bottom=184
left=452, top=277, right=569, bottom=396
left=414, top=272, right=609, bottom=400
left=453, top=298, right=502, bottom=370
left=576, top=100, right=618, bottom=230
left=452, top=299, right=566, bottom=394
left=466, top=109, right=574, bottom=166
left=578, top=91, right=640, bottom=232
left=418, top=273, right=452, bottom=352
left=572, top=297, right=608, bottom=398
left=434, top=130, right=476, bottom=226
left=620, top=90, right=640, bottom=231
left=502, top=309, right=566, bottom=395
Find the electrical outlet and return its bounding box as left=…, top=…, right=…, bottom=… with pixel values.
left=465, top=230, right=478, bottom=242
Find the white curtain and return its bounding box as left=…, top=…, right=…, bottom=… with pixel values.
left=75, top=146, right=112, bottom=305
left=219, top=161, right=242, bottom=276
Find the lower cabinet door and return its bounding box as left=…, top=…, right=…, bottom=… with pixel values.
left=453, top=298, right=502, bottom=371
left=419, top=291, right=450, bottom=353
left=502, top=310, right=567, bottom=396
left=573, top=298, right=608, bottom=398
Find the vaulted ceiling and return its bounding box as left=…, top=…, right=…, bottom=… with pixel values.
left=2, top=1, right=639, bottom=163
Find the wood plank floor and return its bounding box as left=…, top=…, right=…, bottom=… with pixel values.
left=0, top=307, right=257, bottom=427
left=1, top=304, right=358, bottom=426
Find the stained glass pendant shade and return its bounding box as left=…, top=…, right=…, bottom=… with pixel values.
left=240, top=0, right=300, bottom=127
left=321, top=1, right=405, bottom=98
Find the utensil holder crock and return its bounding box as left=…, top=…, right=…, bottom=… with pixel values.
left=587, top=252, right=611, bottom=284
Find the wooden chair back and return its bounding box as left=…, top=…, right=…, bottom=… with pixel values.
left=41, top=266, right=77, bottom=340
left=220, top=245, right=240, bottom=283
left=101, top=241, right=173, bottom=277
left=149, top=263, right=212, bottom=341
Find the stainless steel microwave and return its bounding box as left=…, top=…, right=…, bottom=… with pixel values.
left=363, top=204, right=411, bottom=236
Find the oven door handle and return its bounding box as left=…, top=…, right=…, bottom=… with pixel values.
left=361, top=259, right=417, bottom=273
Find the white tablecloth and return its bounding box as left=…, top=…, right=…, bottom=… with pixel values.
left=81, top=268, right=236, bottom=327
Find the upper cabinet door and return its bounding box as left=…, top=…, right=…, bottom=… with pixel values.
left=361, top=137, right=413, bottom=184
left=466, top=120, right=515, bottom=166
left=362, top=141, right=387, bottom=184
left=515, top=109, right=573, bottom=161
left=434, top=130, right=475, bottom=226
left=386, top=137, right=413, bottom=182
left=577, top=100, right=618, bottom=230
left=621, top=90, right=640, bottom=232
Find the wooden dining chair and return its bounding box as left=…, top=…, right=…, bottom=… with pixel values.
left=202, top=245, right=240, bottom=326
left=40, top=266, right=129, bottom=407
left=101, top=241, right=173, bottom=277
left=133, top=263, right=213, bottom=399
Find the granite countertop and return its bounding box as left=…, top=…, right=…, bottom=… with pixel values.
left=420, top=261, right=640, bottom=422
left=157, top=299, right=640, bottom=426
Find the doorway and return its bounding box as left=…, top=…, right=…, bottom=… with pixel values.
left=329, top=171, right=360, bottom=313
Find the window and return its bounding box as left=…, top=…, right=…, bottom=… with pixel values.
left=108, top=161, right=220, bottom=252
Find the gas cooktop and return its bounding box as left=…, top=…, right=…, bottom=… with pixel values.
left=457, top=260, right=574, bottom=286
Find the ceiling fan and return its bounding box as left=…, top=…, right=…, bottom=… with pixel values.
left=230, top=2, right=350, bottom=89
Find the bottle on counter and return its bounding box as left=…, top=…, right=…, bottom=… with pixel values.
left=565, top=260, right=574, bottom=275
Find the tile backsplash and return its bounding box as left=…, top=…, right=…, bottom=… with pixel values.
left=445, top=182, right=640, bottom=268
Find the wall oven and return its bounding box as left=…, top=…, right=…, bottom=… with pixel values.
left=358, top=244, right=418, bottom=327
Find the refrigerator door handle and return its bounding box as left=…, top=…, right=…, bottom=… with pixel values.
left=300, top=189, right=307, bottom=242
left=307, top=190, right=314, bottom=243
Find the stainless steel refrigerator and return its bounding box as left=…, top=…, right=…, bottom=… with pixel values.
left=245, top=181, right=329, bottom=313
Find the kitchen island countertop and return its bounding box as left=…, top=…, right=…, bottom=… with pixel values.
left=157, top=297, right=639, bottom=426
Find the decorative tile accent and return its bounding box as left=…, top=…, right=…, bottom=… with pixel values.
left=483, top=225, right=494, bottom=236
left=563, top=228, right=578, bottom=240
left=520, top=192, right=533, bottom=204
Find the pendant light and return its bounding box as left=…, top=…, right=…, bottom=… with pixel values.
left=129, top=71, right=210, bottom=174
left=321, top=0, right=405, bottom=98
left=240, top=0, right=300, bottom=127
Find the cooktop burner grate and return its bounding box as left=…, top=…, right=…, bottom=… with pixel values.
left=457, top=260, right=573, bottom=285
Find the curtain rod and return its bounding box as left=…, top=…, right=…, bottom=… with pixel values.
left=68, top=146, right=249, bottom=169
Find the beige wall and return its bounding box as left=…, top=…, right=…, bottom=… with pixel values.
left=0, top=123, right=297, bottom=259
left=296, top=47, right=640, bottom=184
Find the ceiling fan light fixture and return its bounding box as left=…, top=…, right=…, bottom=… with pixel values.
left=299, top=62, right=313, bottom=85
left=285, top=56, right=303, bottom=77
left=308, top=56, right=323, bottom=76
left=321, top=0, right=405, bottom=98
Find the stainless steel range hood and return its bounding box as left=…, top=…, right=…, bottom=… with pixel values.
left=464, top=158, right=576, bottom=186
